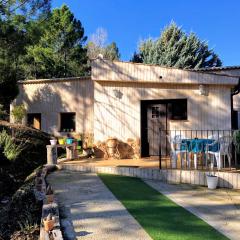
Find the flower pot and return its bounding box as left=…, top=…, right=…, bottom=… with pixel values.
left=43, top=219, right=55, bottom=232
left=46, top=194, right=54, bottom=203
left=50, top=139, right=57, bottom=145
left=58, top=138, right=65, bottom=145
left=66, top=138, right=73, bottom=144
left=206, top=175, right=218, bottom=189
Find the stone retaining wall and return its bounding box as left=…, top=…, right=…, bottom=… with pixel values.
left=34, top=166, right=64, bottom=240
left=59, top=164, right=240, bottom=190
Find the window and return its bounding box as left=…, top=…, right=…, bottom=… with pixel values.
left=152, top=107, right=161, bottom=118
left=168, top=99, right=187, bottom=120
left=27, top=113, right=41, bottom=130
left=60, top=113, right=76, bottom=132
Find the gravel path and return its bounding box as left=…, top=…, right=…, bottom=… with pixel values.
left=145, top=179, right=240, bottom=240
left=47, top=170, right=152, bottom=240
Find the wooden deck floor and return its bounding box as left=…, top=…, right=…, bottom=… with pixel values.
left=61, top=156, right=161, bottom=168
left=60, top=156, right=239, bottom=172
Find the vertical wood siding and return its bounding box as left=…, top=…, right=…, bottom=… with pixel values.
left=94, top=81, right=232, bottom=141
left=13, top=79, right=93, bottom=136
left=92, top=59, right=238, bottom=85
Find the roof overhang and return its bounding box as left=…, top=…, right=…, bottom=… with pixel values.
left=17, top=76, right=90, bottom=85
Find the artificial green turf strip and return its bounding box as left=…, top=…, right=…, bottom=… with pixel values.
left=99, top=174, right=228, bottom=240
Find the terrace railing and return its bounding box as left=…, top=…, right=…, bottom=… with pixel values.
left=157, top=129, right=240, bottom=171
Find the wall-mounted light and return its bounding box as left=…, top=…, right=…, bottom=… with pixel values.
left=199, top=84, right=208, bottom=96
left=113, top=89, right=123, bottom=99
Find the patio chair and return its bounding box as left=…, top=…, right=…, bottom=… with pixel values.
left=206, top=136, right=232, bottom=170
left=167, top=135, right=189, bottom=168
left=207, top=133, right=222, bottom=140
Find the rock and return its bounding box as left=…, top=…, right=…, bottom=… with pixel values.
left=61, top=219, right=76, bottom=240
left=94, top=138, right=141, bottom=159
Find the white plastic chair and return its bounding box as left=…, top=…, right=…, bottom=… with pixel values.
left=208, top=133, right=222, bottom=140
left=206, top=136, right=232, bottom=170
left=167, top=135, right=189, bottom=168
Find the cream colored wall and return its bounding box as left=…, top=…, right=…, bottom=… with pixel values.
left=205, top=69, right=240, bottom=111
left=94, top=81, right=232, bottom=141
left=92, top=59, right=238, bottom=85
left=12, top=78, right=93, bottom=136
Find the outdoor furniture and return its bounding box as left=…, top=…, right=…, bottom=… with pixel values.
left=46, top=144, right=77, bottom=165
left=182, top=138, right=216, bottom=169
left=167, top=135, right=189, bottom=168
left=206, top=136, right=232, bottom=169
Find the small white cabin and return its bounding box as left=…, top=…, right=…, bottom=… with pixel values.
left=11, top=59, right=239, bottom=157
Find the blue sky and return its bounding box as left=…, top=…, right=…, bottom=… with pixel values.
left=52, top=0, right=240, bottom=66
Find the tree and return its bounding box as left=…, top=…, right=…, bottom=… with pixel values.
left=131, top=22, right=222, bottom=69
left=25, top=4, right=88, bottom=78
left=87, top=27, right=120, bottom=60
left=0, top=0, right=51, bottom=20
left=0, top=0, right=51, bottom=110
left=104, top=42, right=120, bottom=61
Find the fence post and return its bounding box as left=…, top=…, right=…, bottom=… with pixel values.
left=159, top=128, right=162, bottom=169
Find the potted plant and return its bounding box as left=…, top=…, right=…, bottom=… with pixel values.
left=66, top=137, right=74, bottom=144
left=58, top=138, right=65, bottom=145
left=46, top=186, right=54, bottom=203
left=43, top=213, right=55, bottom=232
left=50, top=137, right=57, bottom=145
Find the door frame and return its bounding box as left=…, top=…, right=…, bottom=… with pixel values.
left=140, top=99, right=169, bottom=157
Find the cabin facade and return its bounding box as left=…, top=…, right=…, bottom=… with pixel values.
left=11, top=58, right=239, bottom=157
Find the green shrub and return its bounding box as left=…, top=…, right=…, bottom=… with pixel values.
left=11, top=104, right=26, bottom=124
left=233, top=130, right=240, bottom=153
left=0, top=130, right=26, bottom=161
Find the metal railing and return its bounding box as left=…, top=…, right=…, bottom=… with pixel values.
left=156, top=129, right=240, bottom=170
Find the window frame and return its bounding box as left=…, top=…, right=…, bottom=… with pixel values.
left=168, top=99, right=188, bottom=121
left=27, top=113, right=42, bottom=130
left=59, top=112, right=76, bottom=132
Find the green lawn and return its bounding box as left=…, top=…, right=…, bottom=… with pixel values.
left=99, top=174, right=228, bottom=240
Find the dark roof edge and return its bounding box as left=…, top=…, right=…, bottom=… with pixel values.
left=193, top=66, right=240, bottom=72
left=18, top=76, right=91, bottom=84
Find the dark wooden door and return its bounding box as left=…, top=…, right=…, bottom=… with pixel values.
left=147, top=104, right=167, bottom=156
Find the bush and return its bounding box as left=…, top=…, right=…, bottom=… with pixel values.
left=233, top=130, right=240, bottom=153
left=0, top=174, right=42, bottom=240
left=0, top=130, right=26, bottom=161
left=0, top=120, right=50, bottom=198
left=11, top=104, right=26, bottom=124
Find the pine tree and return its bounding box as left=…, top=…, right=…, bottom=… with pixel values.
left=132, top=22, right=222, bottom=69
left=0, top=0, right=51, bottom=109
left=104, top=42, right=120, bottom=61
left=25, top=5, right=88, bottom=78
